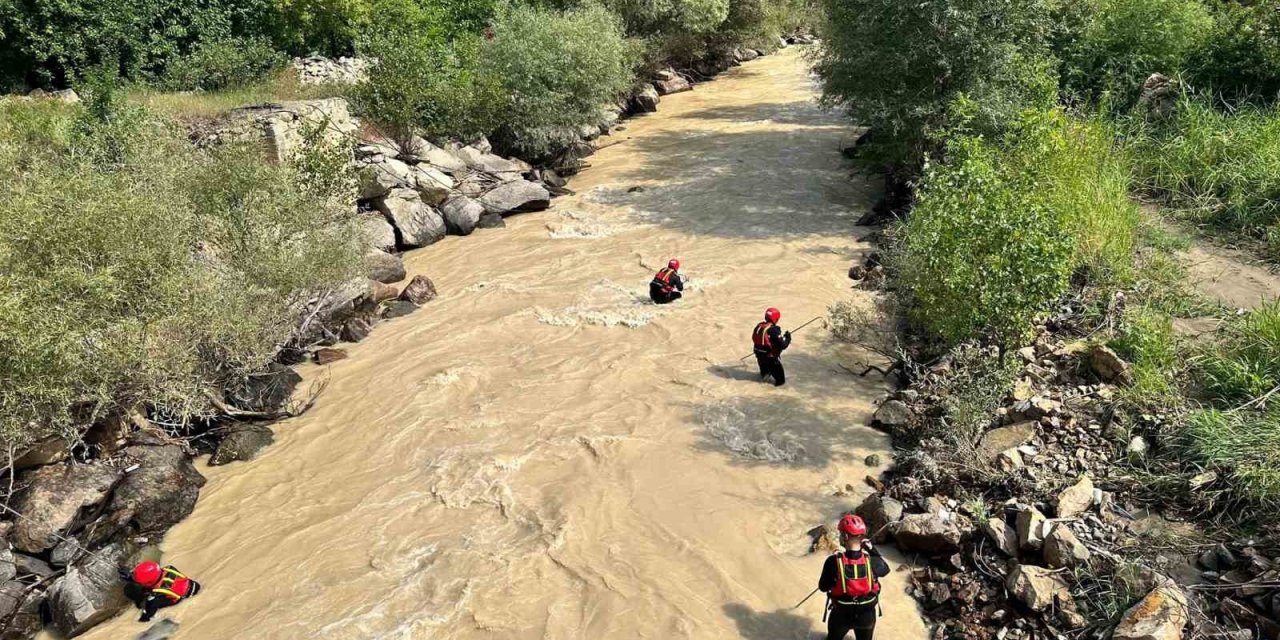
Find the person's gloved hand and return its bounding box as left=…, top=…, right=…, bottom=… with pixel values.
left=117, top=568, right=132, bottom=582
left=784, top=331, right=791, bottom=340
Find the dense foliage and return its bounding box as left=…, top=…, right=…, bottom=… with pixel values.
left=0, top=88, right=363, bottom=449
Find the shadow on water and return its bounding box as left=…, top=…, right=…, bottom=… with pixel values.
left=587, top=126, right=875, bottom=240
left=723, top=602, right=821, bottom=640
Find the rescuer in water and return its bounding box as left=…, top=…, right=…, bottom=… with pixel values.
left=649, top=259, right=685, bottom=304
left=123, top=561, right=201, bottom=622
left=752, top=307, right=791, bottom=386
left=818, top=514, right=888, bottom=640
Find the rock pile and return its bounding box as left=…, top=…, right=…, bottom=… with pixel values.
left=291, top=55, right=370, bottom=85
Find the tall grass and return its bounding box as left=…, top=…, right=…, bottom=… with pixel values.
left=1184, top=408, right=1280, bottom=507
left=1194, top=301, right=1280, bottom=404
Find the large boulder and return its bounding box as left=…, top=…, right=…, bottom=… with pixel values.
left=9, top=464, right=121, bottom=554
left=892, top=512, right=971, bottom=554
left=224, top=365, right=302, bottom=413
left=440, top=196, right=484, bottom=236
left=399, top=275, right=438, bottom=305
left=1114, top=583, right=1189, bottom=640
left=653, top=69, right=691, bottom=95
left=212, top=98, right=357, bottom=164
left=405, top=137, right=468, bottom=174
left=209, top=424, right=275, bottom=466
left=872, top=400, right=911, bottom=427
left=364, top=251, right=406, bottom=284
left=374, top=189, right=446, bottom=247
left=102, top=442, right=206, bottom=538
left=411, top=165, right=454, bottom=205
left=0, top=547, right=13, bottom=584
left=477, top=212, right=505, bottom=229
left=1007, top=564, right=1073, bottom=612
left=356, top=158, right=413, bottom=200
left=1056, top=476, right=1095, bottom=518
left=1044, top=524, right=1091, bottom=569
left=360, top=214, right=397, bottom=253
left=0, top=582, right=44, bottom=639
left=479, top=181, right=551, bottom=215
left=449, top=146, right=527, bottom=177
left=630, top=85, right=660, bottom=113
left=855, top=494, right=903, bottom=543
left=47, top=543, right=130, bottom=637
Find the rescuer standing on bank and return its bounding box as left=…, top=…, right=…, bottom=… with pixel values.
left=818, top=514, right=888, bottom=640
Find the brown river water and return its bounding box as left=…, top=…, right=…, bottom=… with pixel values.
left=78, top=48, right=929, bottom=640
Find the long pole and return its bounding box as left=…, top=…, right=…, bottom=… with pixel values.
left=792, top=586, right=821, bottom=609
left=738, top=315, right=824, bottom=362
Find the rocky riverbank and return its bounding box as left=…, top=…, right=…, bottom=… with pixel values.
left=816, top=249, right=1280, bottom=640
left=0, top=41, right=806, bottom=639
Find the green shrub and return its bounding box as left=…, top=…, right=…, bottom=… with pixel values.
left=1131, top=96, right=1280, bottom=253
left=353, top=30, right=500, bottom=148
left=0, top=97, right=363, bottom=450
left=482, top=4, right=640, bottom=156
left=814, top=0, right=1055, bottom=172
left=1109, top=306, right=1181, bottom=406
left=1058, top=0, right=1211, bottom=103
left=608, top=0, right=730, bottom=37
left=1195, top=301, right=1280, bottom=405
left=162, top=37, right=287, bottom=92
left=1186, top=0, right=1280, bottom=102
left=1184, top=408, right=1280, bottom=507
left=895, top=109, right=1137, bottom=348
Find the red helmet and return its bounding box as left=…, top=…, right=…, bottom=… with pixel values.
left=764, top=307, right=780, bottom=324
left=668, top=259, right=680, bottom=270
left=838, top=514, right=867, bottom=536
left=132, top=561, right=162, bottom=587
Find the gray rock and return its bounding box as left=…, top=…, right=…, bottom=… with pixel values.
left=356, top=159, right=413, bottom=200
left=1057, top=476, right=1095, bottom=518
left=374, top=189, right=446, bottom=247
left=0, top=580, right=29, bottom=623
left=9, top=464, right=121, bottom=554
left=411, top=165, right=454, bottom=205
left=0, top=582, right=44, bottom=639
left=103, top=443, right=206, bottom=538
left=981, top=517, right=1018, bottom=556
left=210, top=424, right=275, bottom=466
left=892, top=512, right=971, bottom=554
left=450, top=146, right=527, bottom=175
left=364, top=250, right=406, bottom=284
left=477, top=212, right=505, bottom=229
left=47, top=543, right=130, bottom=637
left=13, top=436, right=71, bottom=470
left=382, top=300, right=418, bottom=319
left=1044, top=524, right=1091, bottom=568
left=872, top=400, right=911, bottom=427
left=404, top=137, right=468, bottom=174
left=479, top=181, right=551, bottom=215
left=864, top=454, right=882, bottom=467
left=1114, top=583, right=1189, bottom=640
left=214, top=98, right=357, bottom=164
left=1138, top=74, right=1180, bottom=120
left=136, top=619, right=181, bottom=640
left=0, top=547, right=12, bottom=583
left=440, top=196, right=484, bottom=236
left=340, top=315, right=373, bottom=343
left=630, top=85, right=660, bottom=113
left=224, top=365, right=302, bottom=413
left=653, top=69, right=692, bottom=95
left=855, top=494, right=903, bottom=543
left=360, top=214, right=397, bottom=253
left=1090, top=344, right=1133, bottom=386
left=1006, top=564, right=1072, bottom=612
left=13, top=554, right=54, bottom=579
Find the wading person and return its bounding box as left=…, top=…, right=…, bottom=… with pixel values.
left=123, top=561, right=201, bottom=622
left=818, top=514, right=887, bottom=640
left=752, top=307, right=791, bottom=386
left=650, top=259, right=685, bottom=304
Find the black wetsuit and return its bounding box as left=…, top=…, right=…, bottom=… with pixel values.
left=818, top=548, right=888, bottom=640
left=649, top=269, right=684, bottom=304
left=753, top=323, right=791, bottom=386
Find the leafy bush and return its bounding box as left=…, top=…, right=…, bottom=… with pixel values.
left=1184, top=408, right=1280, bottom=507
left=162, top=37, right=287, bottom=92
left=1058, top=0, right=1211, bottom=103
left=1130, top=96, right=1280, bottom=254
left=894, top=110, right=1136, bottom=348
left=608, top=0, right=730, bottom=37
left=353, top=30, right=500, bottom=149
left=814, top=0, right=1055, bottom=171
left=0, top=97, right=363, bottom=450
left=1195, top=301, right=1280, bottom=405
left=482, top=4, right=640, bottom=156
left=1186, top=0, right=1280, bottom=102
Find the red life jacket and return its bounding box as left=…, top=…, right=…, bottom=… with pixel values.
left=150, top=566, right=193, bottom=604
left=830, top=553, right=880, bottom=602
left=651, top=268, right=677, bottom=293
left=753, top=321, right=777, bottom=356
